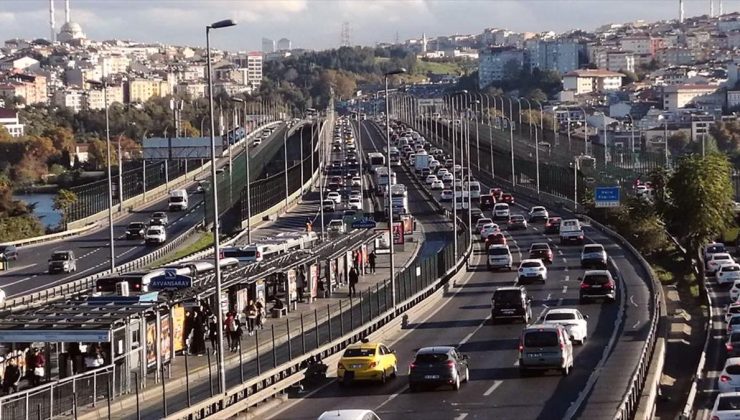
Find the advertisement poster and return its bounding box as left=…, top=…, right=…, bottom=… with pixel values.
left=361, top=244, right=368, bottom=269
left=309, top=264, right=319, bottom=299
left=145, top=321, right=156, bottom=368
left=287, top=269, right=297, bottom=302
left=401, top=214, right=414, bottom=234
left=374, top=230, right=391, bottom=254
left=329, top=259, right=337, bottom=286
left=235, top=288, right=249, bottom=314
left=393, top=222, right=405, bottom=245
left=337, top=256, right=345, bottom=285
left=160, top=316, right=172, bottom=364
left=220, top=291, right=229, bottom=316
left=172, top=306, right=186, bottom=353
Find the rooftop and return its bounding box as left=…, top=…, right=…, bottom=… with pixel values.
left=563, top=69, right=625, bottom=78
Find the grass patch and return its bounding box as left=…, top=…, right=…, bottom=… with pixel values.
left=150, top=232, right=213, bottom=267
left=415, top=60, right=463, bottom=75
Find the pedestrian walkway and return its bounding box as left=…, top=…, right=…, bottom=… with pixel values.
left=78, top=227, right=423, bottom=420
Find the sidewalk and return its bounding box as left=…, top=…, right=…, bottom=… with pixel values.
left=79, top=226, right=423, bottom=419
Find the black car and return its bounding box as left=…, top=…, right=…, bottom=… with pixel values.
left=126, top=222, right=147, bottom=239
left=409, top=346, right=469, bottom=392
left=479, top=194, right=495, bottom=211
left=544, top=217, right=561, bottom=234
left=491, top=286, right=532, bottom=323
left=471, top=208, right=483, bottom=223
left=579, top=270, right=617, bottom=303
left=0, top=244, right=18, bottom=261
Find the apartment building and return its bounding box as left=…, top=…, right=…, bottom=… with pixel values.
left=525, top=39, right=580, bottom=74
left=127, top=78, right=170, bottom=103
left=562, top=69, right=624, bottom=94
left=662, top=84, right=720, bottom=111
left=478, top=47, right=525, bottom=88
left=0, top=108, right=24, bottom=137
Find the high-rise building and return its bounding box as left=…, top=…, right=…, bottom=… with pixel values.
left=261, top=37, right=275, bottom=53
left=277, top=38, right=292, bottom=51
left=246, top=52, right=263, bottom=89
left=525, top=40, right=580, bottom=74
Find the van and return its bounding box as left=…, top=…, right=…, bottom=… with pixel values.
left=518, top=324, right=574, bottom=376
left=465, top=181, right=481, bottom=199
left=168, top=189, right=188, bottom=211
left=487, top=244, right=513, bottom=271
left=492, top=203, right=510, bottom=220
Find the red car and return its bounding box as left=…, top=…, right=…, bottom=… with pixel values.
left=544, top=217, right=562, bottom=234
left=489, top=188, right=503, bottom=200
left=501, top=193, right=515, bottom=204
left=486, top=232, right=507, bottom=247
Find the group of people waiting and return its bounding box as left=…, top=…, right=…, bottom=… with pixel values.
left=1, top=347, right=46, bottom=395
left=207, top=299, right=266, bottom=354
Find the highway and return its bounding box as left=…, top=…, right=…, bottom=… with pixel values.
left=264, top=120, right=652, bottom=420
left=0, top=123, right=293, bottom=299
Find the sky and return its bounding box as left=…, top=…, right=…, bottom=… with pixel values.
left=0, top=0, right=738, bottom=51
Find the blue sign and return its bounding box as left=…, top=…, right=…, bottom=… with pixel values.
left=594, top=187, right=620, bottom=208
left=150, top=270, right=193, bottom=290
left=352, top=218, right=378, bottom=229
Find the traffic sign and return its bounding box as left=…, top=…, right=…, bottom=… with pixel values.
left=594, top=187, right=620, bottom=208
left=352, top=218, right=377, bottom=229
left=150, top=270, right=193, bottom=290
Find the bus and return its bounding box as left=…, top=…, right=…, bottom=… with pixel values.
left=375, top=167, right=397, bottom=195
left=389, top=147, right=401, bottom=167
left=388, top=184, right=409, bottom=215
left=368, top=152, right=386, bottom=173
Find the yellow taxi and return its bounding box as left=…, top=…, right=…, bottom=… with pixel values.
left=337, top=340, right=397, bottom=384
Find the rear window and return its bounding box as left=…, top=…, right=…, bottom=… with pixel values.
left=147, top=229, right=161, bottom=235
left=524, top=331, right=559, bottom=347
left=708, top=245, right=726, bottom=254
left=583, top=274, right=610, bottom=284
left=522, top=262, right=541, bottom=268
left=731, top=317, right=740, bottom=325
left=414, top=353, right=450, bottom=364
left=715, top=255, right=731, bottom=261
left=223, top=249, right=256, bottom=258
left=718, top=395, right=740, bottom=410
left=489, top=248, right=509, bottom=256
left=729, top=365, right=740, bottom=376
left=493, top=290, right=521, bottom=303
left=584, top=245, right=603, bottom=252
left=343, top=348, right=375, bottom=357
left=731, top=332, right=740, bottom=342
left=531, top=244, right=549, bottom=251
left=545, top=313, right=576, bottom=321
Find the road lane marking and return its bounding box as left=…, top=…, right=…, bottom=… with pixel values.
left=454, top=414, right=469, bottom=420
left=564, top=275, right=570, bottom=281
left=630, top=295, right=638, bottom=307
left=562, top=258, right=567, bottom=263
left=546, top=293, right=552, bottom=301
left=558, top=250, right=564, bottom=256
left=562, top=286, right=568, bottom=294
left=483, top=381, right=502, bottom=396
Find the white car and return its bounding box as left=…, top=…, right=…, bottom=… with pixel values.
left=540, top=308, right=588, bottom=344
left=437, top=168, right=449, bottom=177
left=711, top=392, right=740, bottom=420
left=430, top=180, right=444, bottom=190
left=706, top=242, right=728, bottom=261
left=475, top=217, right=494, bottom=232
left=425, top=174, right=438, bottom=185
left=348, top=197, right=362, bottom=210
left=351, top=177, right=362, bottom=187
left=732, top=280, right=740, bottom=302
left=720, top=264, right=740, bottom=286
left=487, top=244, right=513, bottom=271
left=349, top=191, right=362, bottom=201
left=729, top=315, right=740, bottom=334
left=480, top=224, right=500, bottom=241
left=493, top=203, right=510, bottom=220
left=441, top=173, right=454, bottom=183
left=145, top=225, right=167, bottom=245
left=440, top=190, right=454, bottom=201
left=518, top=259, right=547, bottom=283
left=429, top=160, right=440, bottom=170
left=708, top=253, right=736, bottom=275
left=328, top=219, right=345, bottom=234
left=718, top=358, right=740, bottom=393
left=528, top=206, right=549, bottom=222
left=327, top=191, right=342, bottom=205
left=727, top=302, right=740, bottom=323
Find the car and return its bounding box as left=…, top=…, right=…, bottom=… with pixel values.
left=328, top=219, right=345, bottom=234
left=485, top=232, right=507, bottom=248
left=145, top=225, right=167, bottom=245
left=578, top=270, right=617, bottom=303
left=348, top=197, right=362, bottom=210
left=729, top=314, right=740, bottom=334
left=544, top=217, right=562, bottom=234
left=492, top=203, right=510, bottom=220
left=708, top=253, right=736, bottom=275
left=475, top=217, right=494, bottom=233
left=48, top=250, right=77, bottom=274
left=327, top=191, right=342, bottom=205
left=125, top=222, right=147, bottom=239
left=441, top=173, right=454, bottom=183
left=559, top=219, right=585, bottom=245
left=489, top=188, right=503, bottom=200
left=508, top=215, right=528, bottom=230
left=487, top=244, right=513, bottom=271
left=439, top=190, right=453, bottom=201
left=727, top=332, right=740, bottom=357
left=322, top=200, right=336, bottom=212
left=471, top=208, right=484, bottom=223
left=528, top=206, right=549, bottom=222
left=501, top=193, right=515, bottom=204
left=731, top=280, right=740, bottom=302
left=479, top=194, right=495, bottom=211
left=581, top=244, right=608, bottom=269
left=349, top=191, right=362, bottom=201
left=727, top=302, right=740, bottom=323
left=705, top=242, right=728, bottom=261
left=518, top=259, right=547, bottom=283
left=0, top=244, right=18, bottom=261
left=350, top=176, right=362, bottom=187
left=430, top=179, right=444, bottom=190
left=408, top=346, right=469, bottom=392
left=150, top=212, right=168, bottom=226
left=480, top=223, right=500, bottom=241
left=436, top=168, right=449, bottom=176
left=317, top=410, right=381, bottom=420
left=719, top=358, right=740, bottom=393
left=195, top=180, right=209, bottom=194
left=721, top=265, right=740, bottom=286
left=540, top=308, right=588, bottom=344
left=518, top=324, right=574, bottom=376
left=337, top=341, right=398, bottom=385
left=529, top=243, right=554, bottom=264
left=491, top=286, right=532, bottom=323
left=710, top=392, right=740, bottom=419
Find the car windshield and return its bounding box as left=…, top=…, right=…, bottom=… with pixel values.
left=511, top=216, right=524, bottom=221
left=129, top=223, right=144, bottom=229
left=524, top=331, right=559, bottom=347
left=170, top=197, right=184, bottom=202
left=715, top=255, right=731, bottom=261
left=708, top=245, right=726, bottom=253
left=584, top=274, right=610, bottom=284
left=147, top=229, right=161, bottom=235
left=724, top=266, right=740, bottom=272
left=343, top=348, right=375, bottom=357
left=718, top=395, right=740, bottom=410
left=493, top=290, right=521, bottom=303
left=51, top=253, right=69, bottom=261
left=531, top=244, right=549, bottom=251
left=545, top=313, right=576, bottom=321
left=522, top=262, right=541, bottom=268
left=414, top=353, right=449, bottom=364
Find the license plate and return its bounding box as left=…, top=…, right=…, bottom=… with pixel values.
left=502, top=309, right=514, bottom=313
left=351, top=364, right=363, bottom=369
left=591, top=285, right=602, bottom=288
left=528, top=353, right=542, bottom=358
left=424, top=375, right=440, bottom=379
left=525, top=273, right=537, bottom=277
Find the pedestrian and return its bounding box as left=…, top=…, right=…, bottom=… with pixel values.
left=31, top=349, right=45, bottom=387
left=348, top=266, right=359, bottom=297
left=297, top=267, right=306, bottom=302
left=255, top=299, right=265, bottom=330
left=233, top=319, right=243, bottom=352
left=246, top=300, right=258, bottom=336
left=208, top=315, right=219, bottom=355
left=368, top=250, right=377, bottom=274
left=1, top=359, right=20, bottom=395
left=225, top=311, right=236, bottom=350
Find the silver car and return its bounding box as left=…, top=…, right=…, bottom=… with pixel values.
left=519, top=324, right=574, bottom=376
left=581, top=244, right=607, bottom=269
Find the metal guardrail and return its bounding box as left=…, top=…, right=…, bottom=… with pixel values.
left=0, top=222, right=100, bottom=248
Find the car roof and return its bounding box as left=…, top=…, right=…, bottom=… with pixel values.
left=495, top=286, right=524, bottom=292
left=725, top=357, right=740, bottom=367
left=488, top=244, right=509, bottom=250
left=523, top=324, right=561, bottom=332
left=584, top=269, right=610, bottom=275
left=531, top=242, right=549, bottom=247
left=521, top=259, right=543, bottom=264
left=345, top=341, right=380, bottom=350
left=318, top=409, right=378, bottom=420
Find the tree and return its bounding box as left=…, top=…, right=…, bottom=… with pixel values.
left=667, top=131, right=690, bottom=155
left=0, top=126, right=11, bottom=142
left=86, top=139, right=118, bottom=169
left=53, top=189, right=78, bottom=228
left=180, top=120, right=200, bottom=137
left=666, top=153, right=735, bottom=253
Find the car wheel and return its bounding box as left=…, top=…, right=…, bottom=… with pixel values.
left=390, top=364, right=398, bottom=379
left=561, top=364, right=570, bottom=376
left=580, top=335, right=587, bottom=345
left=519, top=366, right=530, bottom=377
left=464, top=366, right=470, bottom=383
left=409, top=382, right=418, bottom=392
left=380, top=371, right=387, bottom=384
left=453, top=372, right=461, bottom=390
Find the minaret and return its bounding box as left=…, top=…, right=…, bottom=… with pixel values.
left=679, top=0, right=684, bottom=23
left=422, top=33, right=428, bottom=53
left=49, top=0, right=56, bottom=42
left=710, top=0, right=714, bottom=18
left=65, top=0, right=70, bottom=23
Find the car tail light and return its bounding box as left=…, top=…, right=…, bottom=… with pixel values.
left=368, top=361, right=377, bottom=368
left=409, top=362, right=416, bottom=370
left=721, top=374, right=732, bottom=382
left=518, top=339, right=523, bottom=352
left=447, top=360, right=455, bottom=368
left=711, top=416, right=720, bottom=420
left=338, top=362, right=345, bottom=370
left=256, top=251, right=261, bottom=259
left=727, top=343, right=734, bottom=352
left=134, top=283, right=141, bottom=290
left=606, top=280, right=615, bottom=289
left=580, top=283, right=590, bottom=289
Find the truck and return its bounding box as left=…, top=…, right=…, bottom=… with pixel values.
left=559, top=219, right=584, bottom=245
left=414, top=151, right=431, bottom=174
left=168, top=189, right=188, bottom=211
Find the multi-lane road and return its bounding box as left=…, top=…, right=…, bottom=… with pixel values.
left=265, top=119, right=652, bottom=420
left=0, top=123, right=292, bottom=299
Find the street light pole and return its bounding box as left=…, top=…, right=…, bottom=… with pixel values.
left=232, top=98, right=252, bottom=243
left=103, top=77, right=115, bottom=272
left=507, top=96, right=515, bottom=186
left=384, top=68, right=406, bottom=311
left=206, top=18, right=236, bottom=396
